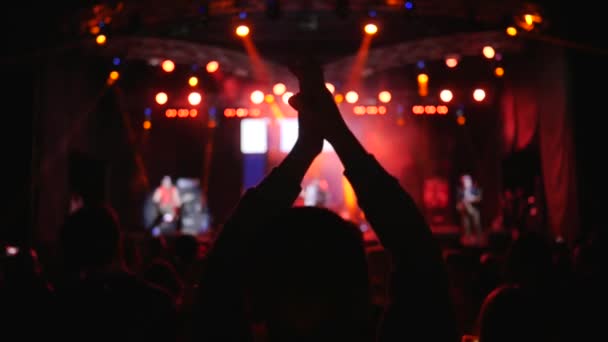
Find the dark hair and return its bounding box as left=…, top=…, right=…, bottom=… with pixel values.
left=60, top=205, right=121, bottom=271
left=246, top=207, right=372, bottom=339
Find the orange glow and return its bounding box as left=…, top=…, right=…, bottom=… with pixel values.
left=155, top=92, right=168, bottom=105
left=445, top=57, right=459, bottom=68
left=96, top=34, right=107, bottom=45
left=506, top=26, right=517, bottom=36
left=188, top=92, right=202, bottom=106
left=417, top=73, right=428, bottom=83
left=282, top=92, right=293, bottom=105
left=165, top=109, right=177, bottom=117
left=439, top=89, right=453, bottom=103
left=364, top=23, right=378, bottom=35
left=366, top=106, right=378, bottom=115
left=273, top=83, right=286, bottom=95
left=473, top=88, right=486, bottom=102
left=178, top=109, right=189, bottom=117
left=457, top=116, right=466, bottom=125
left=494, top=67, right=505, bottom=77
left=109, top=71, right=119, bottom=80
left=378, top=106, right=387, bottom=115
left=264, top=94, right=275, bottom=103
left=482, top=46, right=495, bottom=59
left=424, top=105, right=437, bottom=114
left=206, top=61, right=219, bottom=73
left=250, top=108, right=261, bottom=117
left=354, top=106, right=365, bottom=115
left=437, top=105, right=449, bottom=115
left=188, top=76, right=198, bottom=87
left=236, top=108, right=248, bottom=117
left=378, top=91, right=391, bottom=103
left=524, top=14, right=534, bottom=26
left=335, top=94, right=344, bottom=103
left=224, top=108, right=236, bottom=117
left=342, top=176, right=357, bottom=219
left=189, top=109, right=198, bottom=117
left=250, top=90, right=264, bottom=104
left=412, top=105, right=424, bottom=115
left=143, top=120, right=151, bottom=129
left=345, top=91, right=358, bottom=104
left=236, top=25, right=250, bottom=37
left=161, top=60, right=175, bottom=72
left=90, top=26, right=100, bottom=35
left=325, top=83, right=335, bottom=94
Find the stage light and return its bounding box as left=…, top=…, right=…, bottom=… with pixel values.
left=440, top=89, right=453, bottom=103
left=494, top=67, right=505, bottom=77
left=236, top=25, right=250, bottom=37
left=482, top=46, right=495, bottom=59
left=90, top=26, right=100, bottom=35
left=206, top=61, right=219, bottom=73
left=457, top=116, right=466, bottom=125
left=143, top=120, right=152, bottom=130
left=241, top=118, right=268, bottom=154
left=378, top=91, right=392, bottom=103
left=417, top=73, right=429, bottom=97
left=404, top=1, right=414, bottom=10
left=445, top=56, right=459, bottom=68
left=109, top=71, right=119, bottom=80
left=96, top=34, right=107, bottom=45
left=335, top=94, right=344, bottom=103
left=188, top=76, right=198, bottom=87
left=250, top=90, right=264, bottom=104
left=506, top=26, right=517, bottom=36
left=224, top=108, right=236, bottom=117
left=165, top=109, right=177, bottom=117
left=188, top=92, right=202, bottom=106
left=524, top=14, right=534, bottom=26
left=345, top=91, right=359, bottom=103
left=364, top=23, right=378, bottom=35
left=282, top=91, right=293, bottom=105
left=424, top=105, right=436, bottom=114
left=325, top=83, right=335, bottom=94
left=437, top=105, right=449, bottom=114
left=473, top=88, right=486, bottom=102
left=112, top=57, right=121, bottom=66
left=417, top=73, right=428, bottom=83
left=264, top=94, right=274, bottom=103
left=273, top=83, right=286, bottom=95
left=155, top=92, right=168, bottom=105
left=162, top=60, right=175, bottom=72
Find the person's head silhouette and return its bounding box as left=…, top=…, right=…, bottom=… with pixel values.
left=246, top=206, right=372, bottom=342
left=60, top=205, right=121, bottom=274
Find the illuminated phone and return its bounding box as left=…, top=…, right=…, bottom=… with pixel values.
left=461, top=334, right=479, bottom=342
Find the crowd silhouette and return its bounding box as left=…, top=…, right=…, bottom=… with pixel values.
left=1, top=61, right=604, bottom=342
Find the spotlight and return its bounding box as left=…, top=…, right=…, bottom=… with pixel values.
left=364, top=23, right=378, bottom=35
left=250, top=90, right=264, bottom=104
left=188, top=92, right=202, bottom=106
left=506, top=26, right=517, bottom=36
left=378, top=91, right=392, bottom=103
left=494, top=67, right=505, bottom=77
left=236, top=25, right=250, bottom=37
left=473, top=89, right=486, bottom=102
left=439, top=89, right=453, bottom=103
left=325, top=83, right=335, bottom=94
left=445, top=55, right=459, bottom=68
left=482, top=46, right=495, bottom=59
left=96, top=34, right=107, bottom=45
left=161, top=60, right=175, bottom=72
left=282, top=92, right=293, bottom=105
left=206, top=61, right=219, bottom=73
left=273, top=83, right=286, bottom=96
left=345, top=91, right=359, bottom=103
left=188, top=76, right=198, bottom=87
left=155, top=92, right=168, bottom=105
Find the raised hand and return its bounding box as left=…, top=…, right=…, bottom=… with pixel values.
left=287, top=59, right=348, bottom=145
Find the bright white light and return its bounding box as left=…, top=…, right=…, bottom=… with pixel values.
left=279, top=118, right=333, bottom=153
left=240, top=118, right=268, bottom=154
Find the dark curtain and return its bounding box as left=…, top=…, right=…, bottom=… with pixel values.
left=501, top=46, right=579, bottom=243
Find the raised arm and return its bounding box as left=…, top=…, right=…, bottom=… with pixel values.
left=291, top=61, right=458, bottom=342
left=193, top=90, right=323, bottom=341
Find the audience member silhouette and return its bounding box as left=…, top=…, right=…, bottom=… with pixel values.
left=194, top=61, right=457, bottom=342
left=56, top=205, right=177, bottom=342
left=476, top=284, right=550, bottom=342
